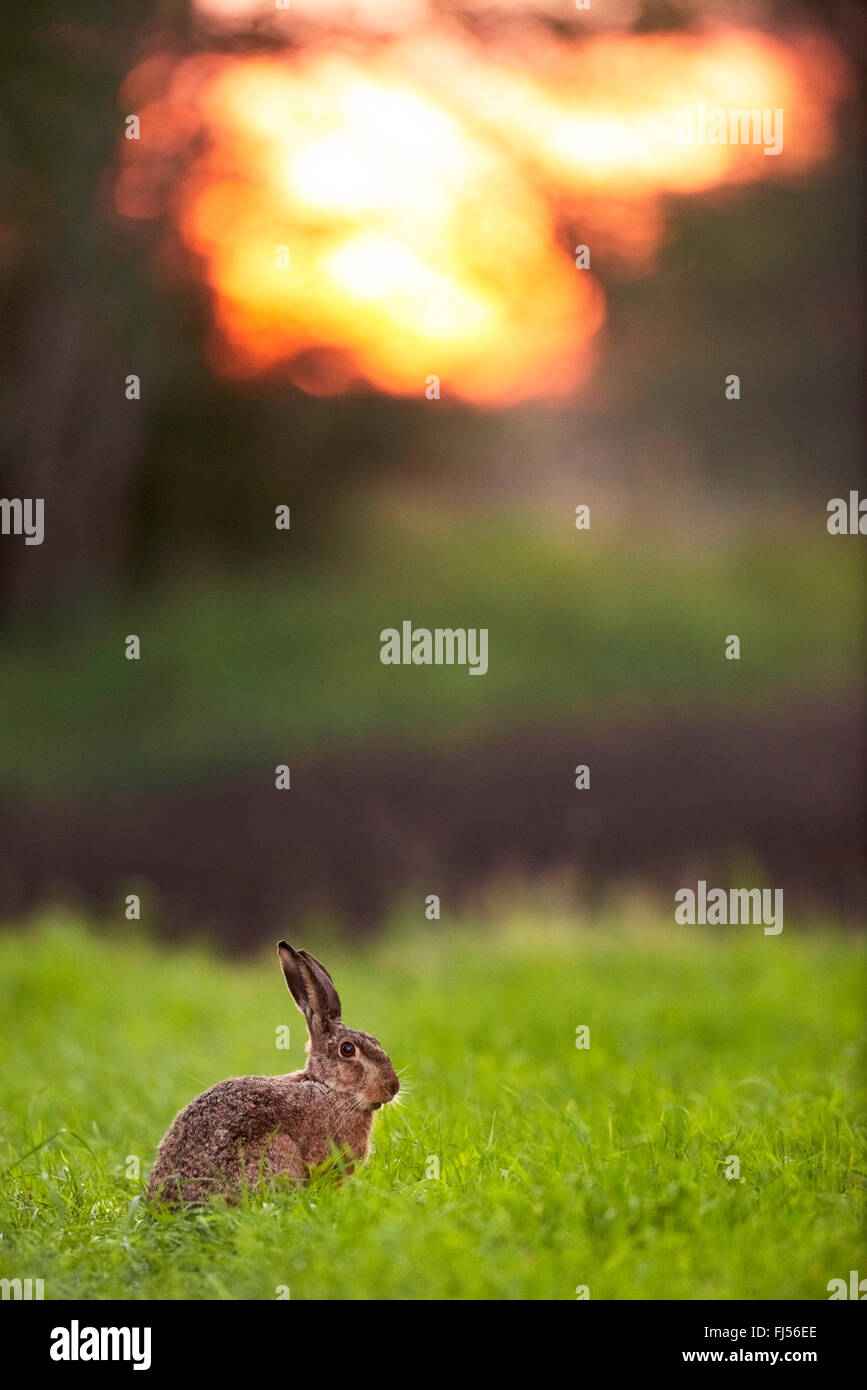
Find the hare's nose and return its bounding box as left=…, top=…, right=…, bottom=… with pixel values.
left=388, top=1075, right=400, bottom=1099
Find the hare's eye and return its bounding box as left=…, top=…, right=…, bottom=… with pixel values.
left=339, top=1040, right=356, bottom=1058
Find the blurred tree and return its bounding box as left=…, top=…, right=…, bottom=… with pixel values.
left=0, top=0, right=861, bottom=619
left=0, top=2, right=157, bottom=615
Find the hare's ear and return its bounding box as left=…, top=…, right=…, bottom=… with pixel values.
left=298, top=949, right=342, bottom=1021
left=277, top=941, right=340, bottom=1030
left=277, top=941, right=314, bottom=1019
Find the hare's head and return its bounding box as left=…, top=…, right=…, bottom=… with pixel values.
left=277, top=942, right=400, bottom=1111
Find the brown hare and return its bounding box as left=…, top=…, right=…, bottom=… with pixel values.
left=147, top=942, right=399, bottom=1207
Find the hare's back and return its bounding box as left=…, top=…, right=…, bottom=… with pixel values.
left=160, top=1075, right=292, bottom=1158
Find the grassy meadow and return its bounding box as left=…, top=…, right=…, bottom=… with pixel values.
left=0, top=914, right=863, bottom=1300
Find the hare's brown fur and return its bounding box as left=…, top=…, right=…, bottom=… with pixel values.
left=147, top=945, right=398, bottom=1207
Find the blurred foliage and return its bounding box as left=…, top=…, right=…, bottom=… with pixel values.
left=0, top=516, right=860, bottom=796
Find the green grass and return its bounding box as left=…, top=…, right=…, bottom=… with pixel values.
left=0, top=914, right=863, bottom=1300
left=0, top=518, right=862, bottom=795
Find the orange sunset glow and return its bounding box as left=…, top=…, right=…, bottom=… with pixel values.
left=115, top=15, right=849, bottom=403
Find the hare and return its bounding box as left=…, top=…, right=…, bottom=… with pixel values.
left=147, top=942, right=399, bottom=1206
